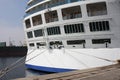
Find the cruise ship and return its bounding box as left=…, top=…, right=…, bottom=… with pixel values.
left=23, top=0, right=120, bottom=72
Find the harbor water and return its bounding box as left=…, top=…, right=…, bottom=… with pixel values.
left=0, top=57, right=51, bottom=80
left=26, top=69, right=52, bottom=77
left=0, top=57, right=26, bottom=80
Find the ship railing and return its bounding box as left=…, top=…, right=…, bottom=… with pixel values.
left=25, top=0, right=85, bottom=17
left=88, top=10, right=107, bottom=16
left=27, top=0, right=44, bottom=9
left=24, top=6, right=45, bottom=17
left=46, top=18, right=58, bottom=23
left=48, top=1, right=67, bottom=8
left=27, top=0, right=86, bottom=9
left=63, top=14, right=82, bottom=20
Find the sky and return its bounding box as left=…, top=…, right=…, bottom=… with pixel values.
left=0, top=0, right=28, bottom=46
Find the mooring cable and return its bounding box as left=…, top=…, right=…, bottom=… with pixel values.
left=65, top=49, right=89, bottom=68
left=0, top=49, right=36, bottom=73
left=0, top=49, right=47, bottom=78
left=68, top=50, right=117, bottom=63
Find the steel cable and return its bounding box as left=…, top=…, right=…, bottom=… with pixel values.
left=0, top=49, right=47, bottom=78
left=65, top=49, right=89, bottom=68
left=68, top=50, right=117, bottom=63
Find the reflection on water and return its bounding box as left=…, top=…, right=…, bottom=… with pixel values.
left=26, top=69, right=54, bottom=77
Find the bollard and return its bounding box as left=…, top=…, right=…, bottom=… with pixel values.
left=117, top=60, right=120, bottom=64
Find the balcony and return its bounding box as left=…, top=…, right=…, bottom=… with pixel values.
left=24, top=5, right=45, bottom=17
left=26, top=0, right=82, bottom=9
left=25, top=0, right=83, bottom=17
left=27, top=0, right=44, bottom=9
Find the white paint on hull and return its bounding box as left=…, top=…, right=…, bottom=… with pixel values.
left=26, top=48, right=120, bottom=70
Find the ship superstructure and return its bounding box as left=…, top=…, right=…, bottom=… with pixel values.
left=23, top=0, right=120, bottom=72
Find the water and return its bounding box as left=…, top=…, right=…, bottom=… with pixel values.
left=0, top=57, right=53, bottom=80
left=0, top=57, right=26, bottom=80
left=26, top=69, right=47, bottom=77
left=26, top=69, right=51, bottom=77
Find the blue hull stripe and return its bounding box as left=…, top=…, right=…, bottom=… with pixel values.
left=26, top=64, right=75, bottom=72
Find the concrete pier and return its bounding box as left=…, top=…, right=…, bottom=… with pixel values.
left=16, top=63, right=120, bottom=80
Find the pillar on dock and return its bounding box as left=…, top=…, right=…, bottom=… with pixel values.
left=117, top=60, right=120, bottom=64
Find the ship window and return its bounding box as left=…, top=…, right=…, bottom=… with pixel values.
left=87, top=2, right=107, bottom=16
left=49, top=0, right=58, bottom=7
left=49, top=41, right=63, bottom=46
left=47, top=26, right=61, bottom=35
left=45, top=10, right=58, bottom=23
left=36, top=42, right=46, bottom=46
left=49, top=0, right=66, bottom=8
left=32, top=15, right=42, bottom=26
left=29, top=43, right=34, bottom=47
left=64, top=23, right=84, bottom=34
left=49, top=41, right=63, bottom=49
left=70, top=0, right=79, bottom=2
left=89, top=21, right=110, bottom=32
left=67, top=40, right=86, bottom=45
left=92, top=39, right=111, bottom=44
left=36, top=42, right=46, bottom=48
left=27, top=31, right=33, bottom=38
left=62, top=6, right=82, bottom=20
left=25, top=19, right=31, bottom=28
left=34, top=29, right=44, bottom=37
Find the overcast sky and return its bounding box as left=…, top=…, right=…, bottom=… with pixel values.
left=0, top=0, right=28, bottom=46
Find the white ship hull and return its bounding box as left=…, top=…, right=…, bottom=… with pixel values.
left=26, top=48, right=120, bottom=72
left=24, top=0, right=120, bottom=72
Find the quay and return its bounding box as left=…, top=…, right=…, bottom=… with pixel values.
left=16, top=62, right=120, bottom=80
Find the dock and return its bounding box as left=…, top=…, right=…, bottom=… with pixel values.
left=16, top=63, right=120, bottom=80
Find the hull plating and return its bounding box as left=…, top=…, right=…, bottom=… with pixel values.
left=26, top=48, right=120, bottom=72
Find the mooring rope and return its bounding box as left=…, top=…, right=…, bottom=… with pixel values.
left=0, top=49, right=36, bottom=74
left=68, top=50, right=117, bottom=63
left=65, top=50, right=89, bottom=68
left=0, top=49, right=47, bottom=78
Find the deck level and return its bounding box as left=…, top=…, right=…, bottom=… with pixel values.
left=16, top=63, right=120, bottom=80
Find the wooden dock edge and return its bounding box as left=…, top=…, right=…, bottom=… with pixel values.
left=15, top=63, right=120, bottom=80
